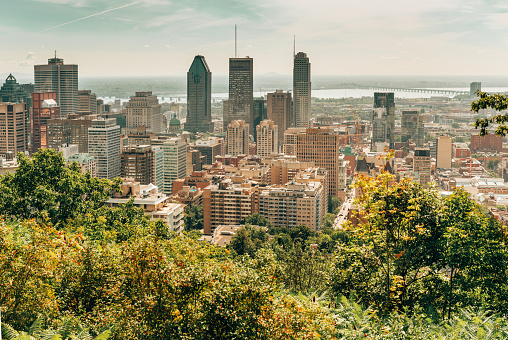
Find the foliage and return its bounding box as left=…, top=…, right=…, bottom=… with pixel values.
left=183, top=204, right=203, bottom=231
left=241, top=212, right=271, bottom=227
left=328, top=196, right=341, bottom=214
left=228, top=224, right=268, bottom=257
left=472, top=92, right=508, bottom=136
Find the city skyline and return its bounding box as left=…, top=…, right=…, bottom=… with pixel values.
left=2, top=0, right=508, bottom=77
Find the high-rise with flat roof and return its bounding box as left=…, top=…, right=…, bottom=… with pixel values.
left=0, top=102, right=29, bottom=157
left=470, top=82, right=481, bottom=96
left=34, top=56, right=78, bottom=117
left=88, top=118, right=121, bottom=180
left=293, top=52, right=311, bottom=128
left=125, top=91, right=163, bottom=134
left=32, top=92, right=60, bottom=153
left=226, top=120, right=249, bottom=156
left=268, top=90, right=292, bottom=150
left=224, top=57, right=253, bottom=132
left=186, top=55, right=213, bottom=133
left=414, top=148, right=431, bottom=187
left=120, top=145, right=155, bottom=185
left=401, top=110, right=423, bottom=145
left=191, top=136, right=222, bottom=165
left=436, top=136, right=452, bottom=169
left=78, top=90, right=97, bottom=115
left=256, top=120, right=278, bottom=158
left=160, top=138, right=187, bottom=194
left=372, top=92, right=395, bottom=149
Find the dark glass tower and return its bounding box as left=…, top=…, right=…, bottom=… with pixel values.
left=0, top=74, right=28, bottom=103
left=186, top=55, right=212, bottom=133
left=293, top=52, right=311, bottom=127
left=371, top=92, right=395, bottom=149
left=224, top=57, right=253, bottom=133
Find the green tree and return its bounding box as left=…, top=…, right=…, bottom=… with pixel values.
left=241, top=212, right=270, bottom=227
left=452, top=122, right=459, bottom=129
left=321, top=213, right=336, bottom=230
left=183, top=204, right=203, bottom=231
left=229, top=225, right=268, bottom=257
left=472, top=92, right=508, bottom=135
left=328, top=196, right=342, bottom=214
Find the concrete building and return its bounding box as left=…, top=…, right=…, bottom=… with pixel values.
left=226, top=120, right=249, bottom=156
left=125, top=91, right=164, bottom=134
left=293, top=52, right=311, bottom=127
left=295, top=127, right=345, bottom=196
left=372, top=92, right=395, bottom=149
left=401, top=110, right=424, bottom=145
left=256, top=120, right=278, bottom=158
left=120, top=145, right=155, bottom=185
left=170, top=185, right=203, bottom=206
left=470, top=134, right=503, bottom=153
left=78, top=90, right=97, bottom=115
left=414, top=148, right=431, bottom=187
left=0, top=102, right=29, bottom=157
left=191, top=136, right=222, bottom=165
left=253, top=97, right=267, bottom=140
left=283, top=127, right=306, bottom=156
left=32, top=92, right=60, bottom=153
left=268, top=156, right=314, bottom=185
left=59, top=144, right=78, bottom=159
left=47, top=113, right=96, bottom=153
left=34, top=56, right=78, bottom=117
left=67, top=153, right=97, bottom=177
left=224, top=57, right=253, bottom=132
left=88, top=118, right=121, bottom=180
left=153, top=145, right=164, bottom=191
left=437, top=136, right=453, bottom=169
left=186, top=55, right=213, bottom=133
left=160, top=137, right=187, bottom=194
left=267, top=90, right=292, bottom=149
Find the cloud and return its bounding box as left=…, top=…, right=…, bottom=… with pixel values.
left=144, top=44, right=150, bottom=48
left=19, top=52, right=36, bottom=66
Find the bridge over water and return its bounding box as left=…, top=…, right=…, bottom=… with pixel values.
left=357, top=86, right=469, bottom=96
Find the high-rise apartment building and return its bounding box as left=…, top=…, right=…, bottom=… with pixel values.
left=470, top=134, right=503, bottom=153
left=88, top=118, right=121, bottom=180
left=372, top=92, right=395, bottom=149
left=78, top=90, right=97, bottom=115
left=159, top=138, right=186, bottom=194
left=224, top=57, right=253, bottom=132
left=267, top=90, right=292, bottom=150
left=34, top=56, right=78, bottom=117
left=256, top=120, right=278, bottom=158
left=283, top=127, right=306, bottom=156
left=253, top=97, right=267, bottom=139
left=0, top=103, right=29, bottom=157
left=120, top=145, right=155, bottom=185
left=295, top=127, right=345, bottom=196
left=186, top=55, right=212, bottom=133
left=0, top=74, right=28, bottom=104
left=401, top=110, right=424, bottom=145
left=293, top=52, right=311, bottom=128
left=436, top=136, right=452, bottom=169
left=125, top=91, right=163, bottom=134
left=32, top=92, right=60, bottom=153
left=226, top=120, right=249, bottom=156
left=413, top=148, right=431, bottom=188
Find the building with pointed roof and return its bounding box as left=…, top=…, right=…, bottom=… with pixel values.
left=0, top=74, right=28, bottom=104
left=186, top=55, right=213, bottom=133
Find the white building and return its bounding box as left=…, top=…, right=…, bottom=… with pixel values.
left=161, top=137, right=187, bottom=194
left=256, top=120, right=278, bottom=158
left=88, top=118, right=121, bottom=180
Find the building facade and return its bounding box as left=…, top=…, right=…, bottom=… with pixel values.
left=191, top=136, right=222, bottom=165
left=372, top=92, right=395, bottom=149
left=436, top=136, right=452, bottom=169
left=0, top=103, right=29, bottom=157
left=34, top=56, right=78, bottom=117
left=78, top=90, right=98, bottom=115
left=125, top=91, right=163, bottom=134
left=88, top=118, right=121, bottom=180
left=0, top=74, right=28, bottom=104
left=186, top=55, right=213, bottom=133
left=267, top=90, right=292, bottom=150
left=32, top=92, right=60, bottom=153
left=160, top=138, right=187, bottom=194
left=226, top=120, right=249, bottom=156
left=224, top=57, right=253, bottom=131
left=256, top=120, right=278, bottom=158
left=120, top=145, right=155, bottom=185
left=293, top=52, right=311, bottom=128
left=401, top=110, right=424, bottom=145
left=414, top=148, right=431, bottom=187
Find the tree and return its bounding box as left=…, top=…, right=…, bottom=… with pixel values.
left=328, top=196, right=342, bottom=214
left=229, top=225, right=268, bottom=257
left=321, top=213, right=336, bottom=230
left=183, top=204, right=203, bottom=231
left=241, top=213, right=270, bottom=227
left=472, top=92, right=508, bottom=136
left=452, top=122, right=459, bottom=129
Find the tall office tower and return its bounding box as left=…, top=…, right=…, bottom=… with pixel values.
left=0, top=102, right=29, bottom=157
left=185, top=55, right=212, bottom=133
left=78, top=90, right=97, bottom=115
left=268, top=90, right=292, bottom=150
left=414, top=148, right=431, bottom=188
left=32, top=92, right=60, bottom=153
left=295, top=128, right=344, bottom=196
left=88, top=118, right=121, bottom=180
left=120, top=145, right=155, bottom=185
left=253, top=97, right=267, bottom=139
left=34, top=56, right=78, bottom=117
left=293, top=52, right=311, bottom=128
left=125, top=91, right=163, bottom=134
left=161, top=138, right=187, bottom=194
left=47, top=118, right=72, bottom=150
left=372, top=92, right=395, bottom=149
left=256, top=120, right=278, bottom=158
left=224, top=57, right=253, bottom=132
left=153, top=146, right=164, bottom=191
left=436, top=136, right=452, bottom=169
left=226, top=120, right=249, bottom=156
left=470, top=82, right=481, bottom=96
left=401, top=110, right=424, bottom=145
left=0, top=74, right=28, bottom=104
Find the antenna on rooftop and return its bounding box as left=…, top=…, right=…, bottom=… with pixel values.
left=235, top=24, right=238, bottom=58
left=55, top=50, right=57, bottom=59
left=293, top=35, right=295, bottom=58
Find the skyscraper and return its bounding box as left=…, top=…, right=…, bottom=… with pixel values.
left=88, top=118, right=121, bottom=180
left=34, top=56, right=78, bottom=117
left=253, top=97, right=267, bottom=139
left=267, top=90, right=292, bottom=150
left=78, top=90, right=98, bottom=115
left=256, top=120, right=278, bottom=158
left=293, top=52, right=311, bottom=128
left=371, top=92, right=395, bottom=149
left=226, top=120, right=249, bottom=156
left=32, top=92, right=60, bottom=153
left=401, top=110, right=424, bottom=145
left=120, top=145, right=155, bottom=185
left=470, top=82, right=481, bottom=96
left=224, top=57, right=253, bottom=132
left=125, top=91, right=163, bottom=134
left=0, top=102, right=29, bottom=157
left=0, top=74, right=28, bottom=104
left=160, top=138, right=187, bottom=194
left=186, top=55, right=212, bottom=133
left=414, top=148, right=431, bottom=187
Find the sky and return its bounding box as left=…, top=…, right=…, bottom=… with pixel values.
left=1, top=0, right=508, bottom=77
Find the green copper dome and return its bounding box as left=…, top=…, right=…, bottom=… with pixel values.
left=169, top=113, right=181, bottom=126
